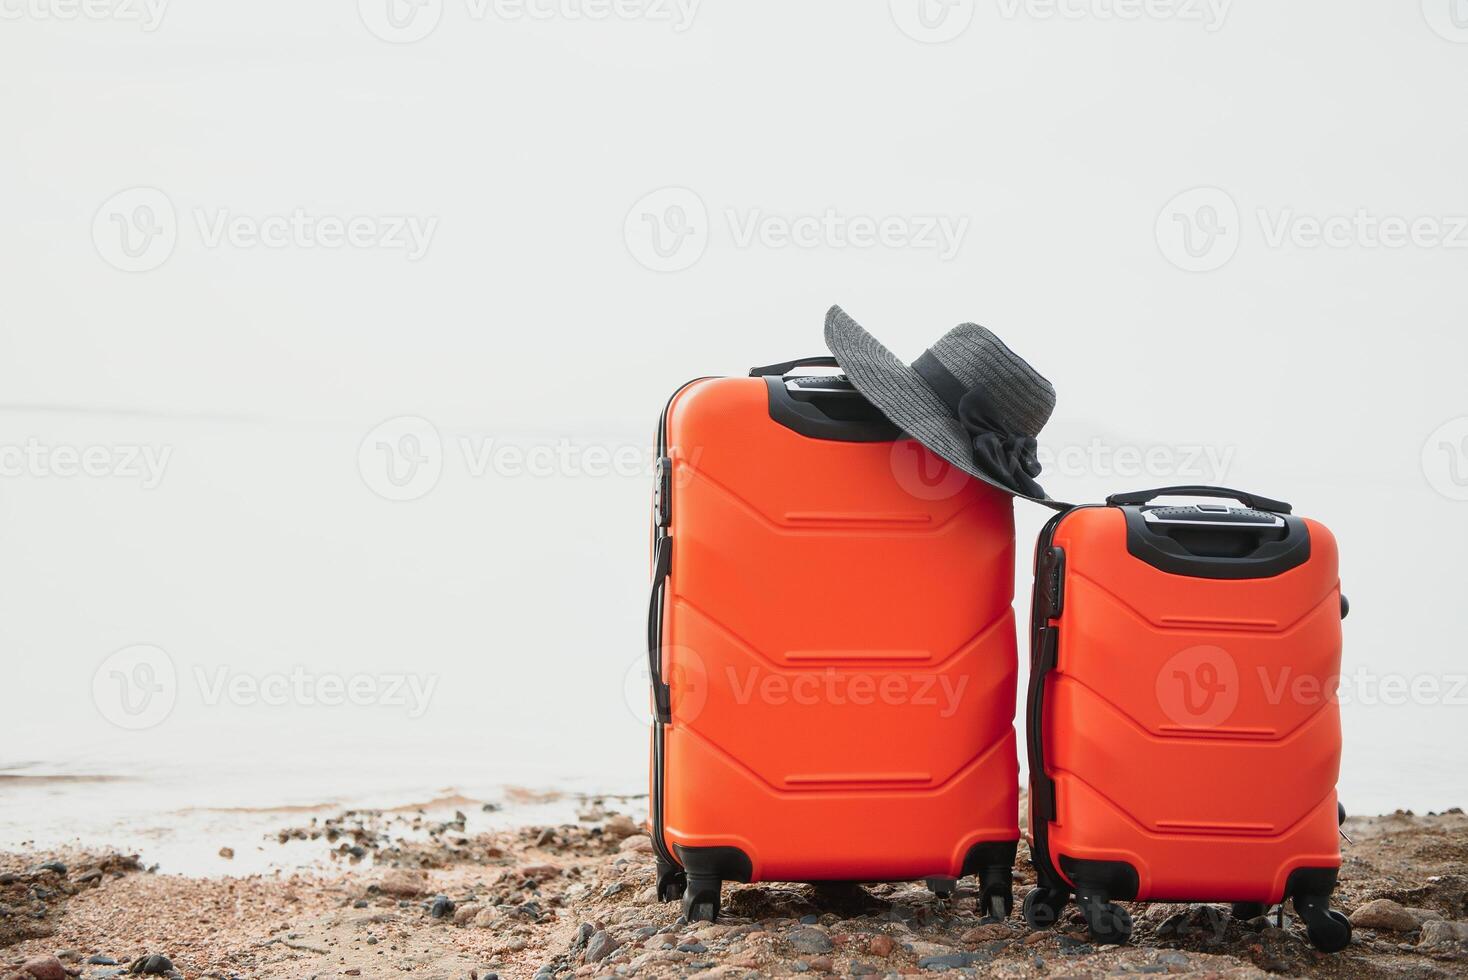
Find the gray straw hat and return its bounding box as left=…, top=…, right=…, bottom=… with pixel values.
left=824, top=305, right=1065, bottom=508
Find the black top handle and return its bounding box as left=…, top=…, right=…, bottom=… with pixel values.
left=1105, top=485, right=1293, bottom=515
left=749, top=356, right=839, bottom=377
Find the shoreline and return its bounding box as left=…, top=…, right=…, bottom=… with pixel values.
left=3, top=803, right=1466, bottom=979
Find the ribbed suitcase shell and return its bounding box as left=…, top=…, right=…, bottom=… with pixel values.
left=1027, top=504, right=1344, bottom=904
left=651, top=376, right=1020, bottom=895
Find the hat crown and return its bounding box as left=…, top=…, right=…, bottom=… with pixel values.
left=927, top=323, right=1055, bottom=437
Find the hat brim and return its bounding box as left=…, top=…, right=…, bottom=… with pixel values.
left=824, top=305, right=1065, bottom=509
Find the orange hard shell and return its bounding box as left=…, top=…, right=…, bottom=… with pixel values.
left=653, top=377, right=1020, bottom=882
left=1033, top=506, right=1343, bottom=902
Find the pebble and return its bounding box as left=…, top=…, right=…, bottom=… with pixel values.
left=602, top=815, right=639, bottom=840
left=129, top=954, right=174, bottom=976
left=1419, top=919, right=1468, bottom=950
left=586, top=930, right=618, bottom=963
left=218, top=847, right=234, bottom=859
left=806, top=955, right=833, bottom=972
left=787, top=927, right=833, bottom=953
left=34, top=862, right=67, bottom=876
left=869, top=934, right=894, bottom=957
left=378, top=869, right=428, bottom=898
left=618, top=835, right=653, bottom=854
left=1351, top=898, right=1435, bottom=931
left=918, top=950, right=986, bottom=970
left=85, top=956, right=119, bottom=966
left=959, top=923, right=1010, bottom=943
left=19, top=956, right=66, bottom=980
left=429, top=894, right=455, bottom=918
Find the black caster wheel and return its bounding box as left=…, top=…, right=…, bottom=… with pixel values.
left=977, top=869, right=1013, bottom=922
left=1076, top=893, right=1133, bottom=945
left=924, top=876, right=957, bottom=899
left=681, top=873, right=721, bottom=923
left=1338, top=802, right=1347, bottom=826
left=1021, top=887, right=1068, bottom=929
left=655, top=860, right=686, bottom=903
left=1296, top=901, right=1351, bottom=953
left=1231, top=901, right=1269, bottom=921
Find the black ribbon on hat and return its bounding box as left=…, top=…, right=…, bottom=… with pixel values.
left=913, top=351, right=1046, bottom=499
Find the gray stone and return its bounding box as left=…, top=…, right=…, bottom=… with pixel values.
left=586, top=930, right=619, bottom=963
left=787, top=927, right=833, bottom=954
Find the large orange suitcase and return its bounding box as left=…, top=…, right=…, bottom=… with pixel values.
left=648, top=358, right=1021, bottom=922
left=1023, top=486, right=1351, bottom=951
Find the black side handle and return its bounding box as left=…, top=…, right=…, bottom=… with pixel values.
left=646, top=537, right=673, bottom=724
left=1106, top=485, right=1292, bottom=515
left=749, top=356, right=839, bottom=377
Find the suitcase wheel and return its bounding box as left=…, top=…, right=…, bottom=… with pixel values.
left=977, top=868, right=1014, bottom=922
left=1294, top=894, right=1352, bottom=953
left=656, top=860, right=687, bottom=903
left=681, top=873, right=721, bottom=923
left=1230, top=901, right=1270, bottom=922
left=1076, top=891, right=1133, bottom=945
left=924, top=876, right=957, bottom=900
left=1021, top=887, right=1068, bottom=929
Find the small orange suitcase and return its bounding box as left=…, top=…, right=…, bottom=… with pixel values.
left=1024, top=486, right=1351, bottom=951
left=648, top=358, right=1021, bottom=921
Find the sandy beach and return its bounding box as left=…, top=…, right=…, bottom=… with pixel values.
left=3, top=798, right=1465, bottom=980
